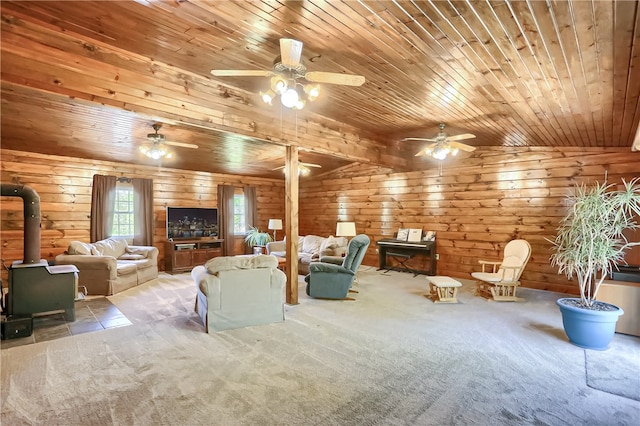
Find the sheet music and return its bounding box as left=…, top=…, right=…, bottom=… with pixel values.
left=407, top=229, right=422, bottom=242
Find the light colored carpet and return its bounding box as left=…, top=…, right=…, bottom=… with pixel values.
left=1, top=269, right=639, bottom=425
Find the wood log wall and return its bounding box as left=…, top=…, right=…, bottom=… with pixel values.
left=299, top=147, right=640, bottom=295
left=0, top=149, right=285, bottom=281
left=2, top=147, right=638, bottom=295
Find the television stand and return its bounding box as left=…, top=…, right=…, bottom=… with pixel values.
left=165, top=239, right=224, bottom=274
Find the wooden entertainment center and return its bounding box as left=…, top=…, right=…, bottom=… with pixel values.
left=165, top=238, right=224, bottom=274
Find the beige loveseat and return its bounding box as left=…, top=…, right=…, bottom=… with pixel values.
left=266, top=235, right=348, bottom=275
left=55, top=238, right=158, bottom=295
left=191, top=255, right=286, bottom=333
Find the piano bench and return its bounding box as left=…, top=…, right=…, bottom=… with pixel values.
left=427, top=276, right=462, bottom=303
left=384, top=251, right=418, bottom=276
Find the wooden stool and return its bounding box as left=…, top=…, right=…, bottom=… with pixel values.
left=427, top=276, right=462, bottom=303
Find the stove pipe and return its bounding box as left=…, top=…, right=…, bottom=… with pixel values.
left=1, top=183, right=41, bottom=263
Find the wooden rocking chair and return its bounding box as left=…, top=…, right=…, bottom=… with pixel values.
left=471, top=239, right=532, bottom=302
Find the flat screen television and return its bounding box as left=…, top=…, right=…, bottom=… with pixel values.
left=166, top=207, right=218, bottom=240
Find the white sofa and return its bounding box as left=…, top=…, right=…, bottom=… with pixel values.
left=191, top=255, right=286, bottom=333
left=55, top=238, right=158, bottom=295
left=266, top=235, right=348, bottom=275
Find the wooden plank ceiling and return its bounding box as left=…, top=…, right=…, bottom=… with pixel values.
left=1, top=0, right=639, bottom=178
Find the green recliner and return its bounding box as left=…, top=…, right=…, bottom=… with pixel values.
left=305, top=234, right=371, bottom=299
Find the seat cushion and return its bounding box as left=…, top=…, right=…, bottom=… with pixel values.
left=118, top=257, right=155, bottom=269
left=471, top=272, right=502, bottom=283
left=116, top=262, right=138, bottom=276
left=118, top=253, right=145, bottom=260
left=299, top=252, right=315, bottom=265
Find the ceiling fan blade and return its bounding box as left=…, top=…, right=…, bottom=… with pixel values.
left=414, top=143, right=438, bottom=156
left=210, top=69, right=272, bottom=77
left=273, top=163, right=320, bottom=171
left=280, top=38, right=303, bottom=68
left=166, top=141, right=199, bottom=149
left=446, top=133, right=476, bottom=141
left=449, top=141, right=476, bottom=152
left=401, top=137, right=438, bottom=142
left=304, top=71, right=365, bottom=86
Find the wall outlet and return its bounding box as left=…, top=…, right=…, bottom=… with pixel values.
left=435, top=254, right=440, bottom=260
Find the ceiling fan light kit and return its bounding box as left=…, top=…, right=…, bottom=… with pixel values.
left=426, top=145, right=459, bottom=160
left=212, top=38, right=364, bottom=111
left=279, top=164, right=311, bottom=176
left=272, top=161, right=321, bottom=176
left=261, top=77, right=319, bottom=110
left=140, top=143, right=172, bottom=160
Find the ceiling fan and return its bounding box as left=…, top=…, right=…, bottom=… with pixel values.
left=211, top=38, right=365, bottom=109
left=139, top=123, right=199, bottom=160
left=272, top=162, right=321, bottom=176
left=402, top=123, right=476, bottom=160
left=145, top=124, right=199, bottom=149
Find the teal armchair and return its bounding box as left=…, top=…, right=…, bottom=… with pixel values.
left=305, top=234, right=370, bottom=299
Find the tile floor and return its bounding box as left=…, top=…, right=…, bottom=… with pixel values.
left=1, top=297, right=132, bottom=350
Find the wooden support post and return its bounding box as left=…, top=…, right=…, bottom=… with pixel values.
left=285, top=145, right=299, bottom=305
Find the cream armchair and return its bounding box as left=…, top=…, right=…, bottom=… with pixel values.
left=191, top=255, right=286, bottom=333
left=471, top=239, right=532, bottom=302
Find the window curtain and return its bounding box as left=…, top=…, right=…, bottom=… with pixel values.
left=217, top=185, right=236, bottom=256
left=90, top=174, right=116, bottom=242
left=244, top=186, right=257, bottom=254
left=132, top=177, right=154, bottom=246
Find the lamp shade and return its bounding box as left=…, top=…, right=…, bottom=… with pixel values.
left=268, top=219, right=283, bottom=230
left=336, top=222, right=356, bottom=237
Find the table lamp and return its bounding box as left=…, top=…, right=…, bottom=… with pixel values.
left=336, top=222, right=356, bottom=239
left=268, top=219, right=283, bottom=241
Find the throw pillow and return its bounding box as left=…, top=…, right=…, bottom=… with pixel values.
left=302, top=235, right=324, bottom=255
left=68, top=241, right=92, bottom=255
left=320, top=236, right=338, bottom=252
left=92, top=238, right=129, bottom=258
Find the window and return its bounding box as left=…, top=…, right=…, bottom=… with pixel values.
left=233, top=193, right=246, bottom=235
left=112, top=184, right=134, bottom=239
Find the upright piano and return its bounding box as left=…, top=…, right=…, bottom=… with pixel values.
left=376, top=238, right=437, bottom=276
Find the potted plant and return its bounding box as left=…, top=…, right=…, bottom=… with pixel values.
left=244, top=226, right=273, bottom=255
left=550, top=177, right=640, bottom=350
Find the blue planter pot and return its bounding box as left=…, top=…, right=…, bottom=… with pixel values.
left=557, top=298, right=624, bottom=351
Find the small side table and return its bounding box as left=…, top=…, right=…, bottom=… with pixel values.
left=427, top=276, right=462, bottom=303
left=276, top=256, right=286, bottom=273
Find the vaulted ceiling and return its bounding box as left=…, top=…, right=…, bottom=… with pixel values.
left=1, top=1, right=639, bottom=179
